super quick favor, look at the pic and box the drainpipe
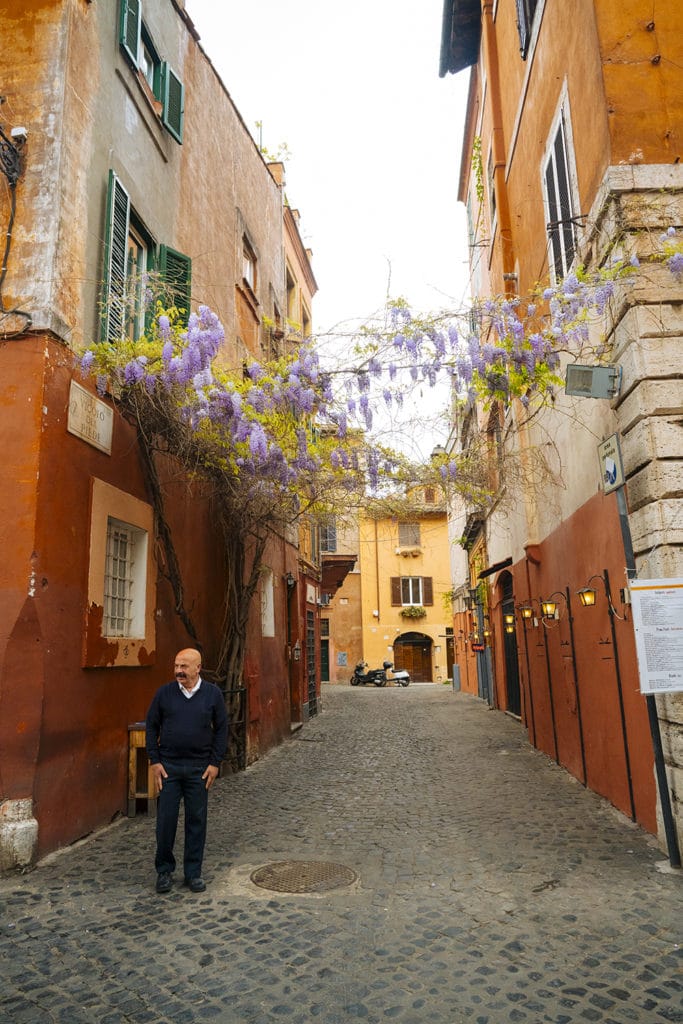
[374,519,380,622]
[603,568,636,822]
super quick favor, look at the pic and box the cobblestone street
[1,684,681,1024]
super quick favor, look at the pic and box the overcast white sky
[186,0,472,341]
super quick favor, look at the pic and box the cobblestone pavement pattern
[1,685,682,1024]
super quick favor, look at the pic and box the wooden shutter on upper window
[119,0,141,67]
[390,578,401,606]
[161,62,184,144]
[102,170,130,343]
[515,0,538,59]
[158,245,191,325]
[422,577,434,606]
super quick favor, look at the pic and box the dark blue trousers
[155,760,208,880]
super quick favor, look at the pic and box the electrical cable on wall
[0,117,32,338]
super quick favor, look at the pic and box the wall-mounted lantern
[577,587,597,607]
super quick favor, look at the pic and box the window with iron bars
[104,519,137,636]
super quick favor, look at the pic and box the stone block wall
[583,165,683,852]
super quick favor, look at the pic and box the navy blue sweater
[146,680,228,767]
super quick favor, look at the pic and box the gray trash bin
[452,665,461,691]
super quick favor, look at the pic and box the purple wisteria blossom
[668,252,683,278]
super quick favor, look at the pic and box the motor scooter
[383,660,410,687]
[349,660,387,686]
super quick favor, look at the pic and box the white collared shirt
[178,677,202,699]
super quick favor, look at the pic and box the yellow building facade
[358,493,454,684]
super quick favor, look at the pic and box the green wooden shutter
[391,578,401,606]
[158,244,191,324]
[422,577,434,606]
[102,170,130,343]
[119,0,141,66]
[161,62,184,143]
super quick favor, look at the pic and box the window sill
[136,69,164,118]
[397,547,422,558]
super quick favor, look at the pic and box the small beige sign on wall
[68,380,113,455]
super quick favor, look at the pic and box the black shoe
[184,876,206,893]
[156,871,173,894]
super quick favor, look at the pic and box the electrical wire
[0,122,32,338]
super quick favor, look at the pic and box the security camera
[10,126,28,143]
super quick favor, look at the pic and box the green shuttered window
[102,170,131,343]
[119,0,185,144]
[119,0,141,66]
[158,244,192,323]
[102,171,192,343]
[161,62,185,144]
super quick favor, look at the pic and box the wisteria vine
[80,228,683,499]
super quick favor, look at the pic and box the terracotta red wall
[492,490,656,833]
[0,338,292,858]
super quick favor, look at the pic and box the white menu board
[630,578,683,694]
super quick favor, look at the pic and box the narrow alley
[1,685,681,1024]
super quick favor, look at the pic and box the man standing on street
[146,648,228,894]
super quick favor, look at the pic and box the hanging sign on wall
[630,578,683,694]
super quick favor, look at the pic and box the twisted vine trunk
[131,404,272,771]
[135,420,200,647]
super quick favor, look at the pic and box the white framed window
[542,94,579,282]
[391,576,434,607]
[320,520,337,553]
[85,478,156,668]
[126,222,148,342]
[401,577,422,605]
[104,518,148,637]
[243,237,257,291]
[261,568,275,638]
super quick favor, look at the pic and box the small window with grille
[103,517,148,638]
[398,522,420,547]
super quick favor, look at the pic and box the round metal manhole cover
[250,860,357,894]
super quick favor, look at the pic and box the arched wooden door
[394,632,433,682]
